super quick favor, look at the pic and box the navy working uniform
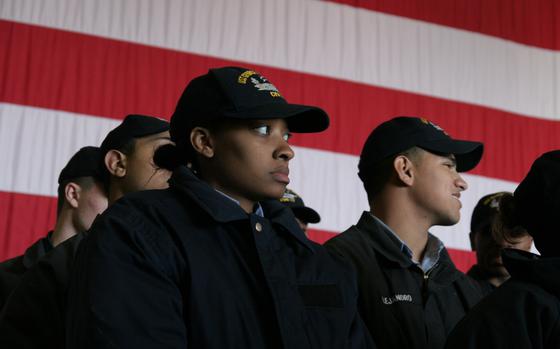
[446,249,560,349]
[66,166,375,349]
[0,118,169,348]
[0,145,105,311]
[0,234,53,309]
[0,234,83,348]
[465,264,496,296]
[325,212,482,349]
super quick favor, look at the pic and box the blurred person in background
[0,146,108,310]
[467,191,533,295]
[0,114,172,349]
[279,188,321,236]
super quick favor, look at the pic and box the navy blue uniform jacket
[66,166,375,349]
[0,235,52,310]
[325,212,482,349]
[446,249,560,349]
[0,233,83,349]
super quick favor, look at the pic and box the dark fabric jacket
[0,233,83,349]
[466,264,497,296]
[66,167,375,349]
[0,235,52,309]
[445,249,560,349]
[325,212,482,349]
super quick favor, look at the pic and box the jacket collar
[503,248,560,296]
[22,233,53,268]
[354,211,460,282]
[169,166,315,252]
[355,211,415,269]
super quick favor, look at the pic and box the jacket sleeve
[66,200,188,349]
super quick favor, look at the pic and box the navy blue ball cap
[279,189,321,224]
[514,150,560,245]
[170,66,329,144]
[58,146,106,184]
[470,192,509,233]
[100,114,169,153]
[358,116,484,181]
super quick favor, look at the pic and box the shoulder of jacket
[326,225,373,249]
[0,255,25,274]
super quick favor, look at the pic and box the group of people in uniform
[0,66,558,348]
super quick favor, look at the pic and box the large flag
[1,0,559,271]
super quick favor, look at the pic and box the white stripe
[0,103,119,197]
[0,103,517,250]
[1,0,559,121]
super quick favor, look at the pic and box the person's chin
[259,184,286,201]
[435,214,459,226]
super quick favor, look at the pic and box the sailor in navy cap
[326,116,485,349]
[66,67,374,349]
[0,146,108,309]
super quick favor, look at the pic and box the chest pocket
[298,284,343,308]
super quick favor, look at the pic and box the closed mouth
[271,167,290,184]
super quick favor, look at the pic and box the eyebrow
[152,136,172,141]
[446,155,457,166]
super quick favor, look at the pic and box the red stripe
[446,248,477,274]
[0,191,56,261]
[325,0,560,51]
[308,228,476,273]
[2,20,560,183]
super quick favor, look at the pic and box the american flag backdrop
[1,0,559,271]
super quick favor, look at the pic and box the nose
[274,137,295,161]
[456,173,468,191]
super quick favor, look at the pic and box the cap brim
[291,206,321,224]
[420,139,484,172]
[223,102,329,133]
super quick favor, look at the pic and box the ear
[64,182,81,209]
[190,127,215,159]
[393,155,415,187]
[104,150,127,178]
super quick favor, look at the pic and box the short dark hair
[491,193,530,245]
[362,146,422,202]
[117,138,136,157]
[56,177,98,217]
[154,118,226,172]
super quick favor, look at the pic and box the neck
[108,185,124,205]
[215,187,256,214]
[238,198,257,214]
[51,211,79,247]
[487,275,509,287]
[199,170,257,214]
[371,193,432,262]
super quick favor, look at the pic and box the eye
[444,162,457,170]
[283,132,292,142]
[254,125,270,135]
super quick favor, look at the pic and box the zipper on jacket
[421,264,437,305]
